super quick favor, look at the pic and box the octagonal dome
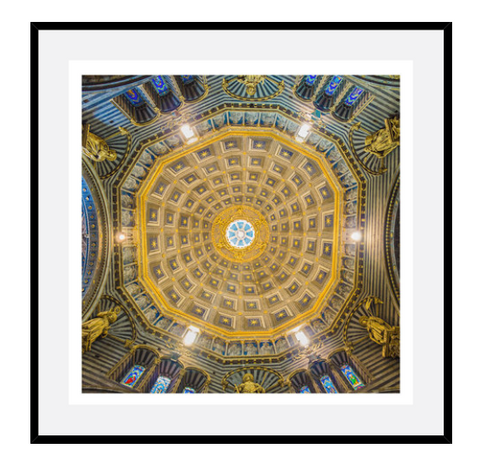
[120,111,363,341]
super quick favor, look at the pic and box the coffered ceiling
[82,74,399,359]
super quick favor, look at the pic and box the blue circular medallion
[226,220,255,249]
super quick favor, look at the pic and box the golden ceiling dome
[124,126,358,341]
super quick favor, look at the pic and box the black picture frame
[31,22,452,444]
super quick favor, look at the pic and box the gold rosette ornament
[212,206,269,263]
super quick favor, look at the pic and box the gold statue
[82,124,117,162]
[237,75,266,96]
[359,315,399,358]
[82,306,120,353]
[364,116,400,158]
[234,373,265,393]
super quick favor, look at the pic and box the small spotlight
[295,123,311,143]
[295,331,309,347]
[116,232,126,243]
[183,326,199,346]
[180,124,198,144]
[298,123,311,138]
[181,124,195,140]
[351,231,362,242]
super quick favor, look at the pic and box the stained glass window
[324,76,342,96]
[183,387,196,393]
[226,220,255,248]
[344,87,364,106]
[125,88,143,105]
[152,76,169,96]
[121,365,145,388]
[340,365,365,390]
[181,75,194,84]
[320,375,338,393]
[150,376,171,394]
[300,385,311,393]
[304,75,317,86]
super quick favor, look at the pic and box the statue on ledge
[237,75,266,96]
[82,306,120,353]
[82,124,117,162]
[359,315,400,358]
[234,373,265,393]
[364,116,400,159]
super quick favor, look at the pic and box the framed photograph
[32,23,451,443]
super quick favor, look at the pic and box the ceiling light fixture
[181,124,198,144]
[351,231,362,242]
[184,326,200,346]
[116,232,126,243]
[295,330,309,347]
[295,123,311,143]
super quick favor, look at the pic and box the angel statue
[234,373,265,393]
[364,116,400,159]
[359,315,400,358]
[237,75,266,96]
[82,306,120,353]
[82,124,117,162]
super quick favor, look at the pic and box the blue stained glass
[325,76,342,96]
[320,375,338,393]
[226,220,255,249]
[150,376,171,394]
[300,385,311,393]
[344,87,364,106]
[340,365,365,390]
[125,89,142,105]
[183,387,196,393]
[121,365,146,388]
[152,76,169,95]
[181,75,194,83]
[305,75,317,86]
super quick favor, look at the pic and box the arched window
[150,376,171,394]
[332,86,367,122]
[174,367,210,394]
[175,75,208,103]
[328,350,369,392]
[344,87,364,106]
[151,76,170,96]
[319,375,339,394]
[121,365,146,388]
[107,346,161,392]
[294,75,317,101]
[145,358,184,394]
[288,370,318,393]
[309,359,344,393]
[340,364,365,390]
[144,76,182,113]
[314,76,344,112]
[112,88,159,126]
